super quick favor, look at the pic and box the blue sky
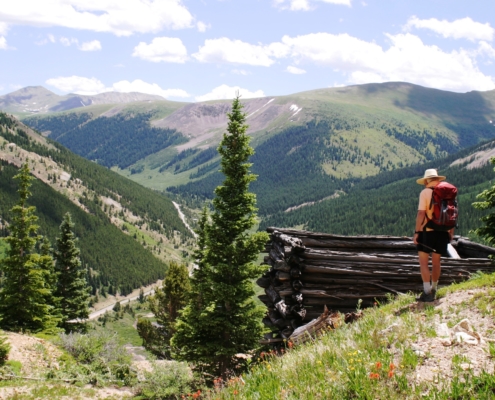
[1,0,494,102]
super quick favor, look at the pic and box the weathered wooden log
[272,231,306,252]
[455,238,495,258]
[289,306,340,345]
[273,259,291,272]
[265,285,281,304]
[275,271,291,281]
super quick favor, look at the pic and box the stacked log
[258,227,495,345]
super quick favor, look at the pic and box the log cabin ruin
[257,227,495,346]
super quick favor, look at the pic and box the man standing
[413,169,455,302]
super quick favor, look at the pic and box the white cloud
[286,65,306,74]
[132,37,187,63]
[197,21,211,32]
[273,32,495,92]
[45,75,190,98]
[112,79,190,98]
[60,36,78,46]
[46,76,108,95]
[0,36,8,50]
[477,41,495,59]
[274,0,351,11]
[193,37,282,66]
[195,84,265,102]
[0,0,194,37]
[405,16,494,42]
[0,22,8,35]
[79,40,101,51]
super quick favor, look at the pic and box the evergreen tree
[54,212,90,330]
[39,236,62,327]
[0,163,53,332]
[140,261,190,358]
[473,157,495,245]
[172,96,269,378]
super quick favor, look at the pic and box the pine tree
[172,95,269,378]
[54,212,90,330]
[472,157,495,245]
[0,163,53,332]
[139,261,190,357]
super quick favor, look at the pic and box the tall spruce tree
[172,96,269,378]
[140,261,191,357]
[54,212,90,330]
[0,163,53,332]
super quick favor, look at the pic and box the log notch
[258,227,495,346]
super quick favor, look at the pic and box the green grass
[205,272,495,399]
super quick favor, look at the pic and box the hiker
[413,169,456,302]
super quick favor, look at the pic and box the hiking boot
[431,288,437,299]
[416,291,435,302]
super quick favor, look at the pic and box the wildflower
[389,363,395,370]
[233,390,238,395]
[369,372,380,379]
[375,362,382,369]
[388,370,394,378]
[288,341,294,349]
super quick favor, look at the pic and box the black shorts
[417,231,450,255]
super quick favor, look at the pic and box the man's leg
[431,252,441,296]
[418,251,431,284]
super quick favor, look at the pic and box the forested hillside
[260,140,495,238]
[0,112,193,296]
[24,112,186,169]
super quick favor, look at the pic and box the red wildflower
[233,390,238,395]
[369,372,380,379]
[388,370,394,378]
[389,363,395,371]
[375,362,382,369]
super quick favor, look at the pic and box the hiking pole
[406,236,437,253]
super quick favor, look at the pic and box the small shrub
[136,361,194,399]
[0,334,10,366]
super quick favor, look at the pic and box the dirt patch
[393,289,495,388]
[4,331,63,376]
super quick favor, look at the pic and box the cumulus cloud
[274,0,351,11]
[405,16,494,42]
[0,36,8,50]
[133,37,187,63]
[279,32,495,91]
[79,40,101,51]
[45,75,190,98]
[193,37,284,66]
[195,84,265,102]
[201,32,493,92]
[46,76,107,95]
[197,21,211,32]
[60,37,78,47]
[286,65,306,74]
[0,0,194,37]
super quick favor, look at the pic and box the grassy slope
[212,272,495,399]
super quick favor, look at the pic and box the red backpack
[425,181,458,231]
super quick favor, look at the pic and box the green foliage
[0,333,10,366]
[57,330,135,385]
[0,112,191,295]
[172,96,269,378]
[24,112,186,169]
[472,157,495,245]
[141,261,191,357]
[54,212,90,330]
[135,361,194,399]
[0,163,55,332]
[260,144,495,238]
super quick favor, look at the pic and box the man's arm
[413,210,426,244]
